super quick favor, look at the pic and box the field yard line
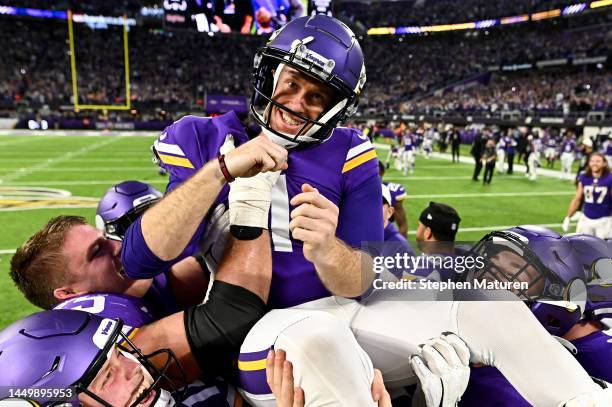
[385,176,472,180]
[0,138,122,183]
[375,142,568,179]
[407,222,566,235]
[0,158,146,163]
[0,167,155,172]
[0,137,53,148]
[0,180,168,186]
[0,204,98,212]
[408,191,573,199]
[0,249,16,254]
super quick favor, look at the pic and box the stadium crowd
[0,2,610,121]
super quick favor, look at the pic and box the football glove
[562,217,571,233]
[410,333,470,407]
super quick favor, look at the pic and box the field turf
[0,134,575,328]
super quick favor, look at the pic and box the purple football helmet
[96,180,162,241]
[462,225,587,336]
[0,310,185,406]
[251,14,366,148]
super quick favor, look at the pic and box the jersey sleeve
[153,114,248,193]
[121,216,207,279]
[337,130,383,248]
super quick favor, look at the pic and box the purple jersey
[383,181,407,206]
[459,366,532,407]
[578,172,612,219]
[136,113,382,308]
[562,140,576,154]
[503,136,516,154]
[402,134,415,150]
[122,113,249,279]
[53,293,157,330]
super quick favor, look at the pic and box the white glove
[562,216,571,233]
[410,333,470,407]
[229,171,280,229]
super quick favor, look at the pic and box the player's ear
[425,226,433,241]
[53,286,87,301]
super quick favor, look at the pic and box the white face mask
[257,63,347,149]
[117,348,176,407]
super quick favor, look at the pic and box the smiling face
[481,249,546,297]
[80,347,156,407]
[56,224,150,300]
[269,66,335,136]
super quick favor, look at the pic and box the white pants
[527,152,539,180]
[238,291,599,407]
[576,214,612,239]
[560,152,574,177]
[496,149,506,173]
[402,149,415,173]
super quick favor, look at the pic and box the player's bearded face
[269,67,334,135]
[589,155,604,174]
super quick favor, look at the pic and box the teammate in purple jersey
[379,161,408,236]
[458,227,612,407]
[126,14,612,407]
[563,153,612,238]
[52,293,239,407]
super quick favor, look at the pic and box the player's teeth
[281,111,301,126]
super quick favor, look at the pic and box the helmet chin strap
[258,63,348,149]
[117,348,176,407]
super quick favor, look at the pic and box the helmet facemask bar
[251,47,358,148]
[73,320,187,407]
[103,200,160,242]
[464,231,563,301]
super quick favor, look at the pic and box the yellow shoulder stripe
[238,358,267,371]
[158,153,195,169]
[342,149,377,173]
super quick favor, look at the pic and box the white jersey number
[584,185,608,204]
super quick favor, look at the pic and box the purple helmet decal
[0,310,185,406]
[251,14,366,148]
[96,180,162,241]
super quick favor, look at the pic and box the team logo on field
[0,187,98,211]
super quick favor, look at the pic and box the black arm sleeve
[183,280,267,383]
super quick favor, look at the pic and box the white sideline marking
[0,180,168,186]
[408,191,573,199]
[0,249,16,255]
[385,176,473,181]
[375,142,571,180]
[407,223,567,235]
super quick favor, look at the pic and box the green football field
[0,134,576,328]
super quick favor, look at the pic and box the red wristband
[218,154,235,183]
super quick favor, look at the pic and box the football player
[379,161,408,236]
[563,152,612,238]
[133,15,612,407]
[560,131,577,180]
[401,130,416,175]
[457,226,612,407]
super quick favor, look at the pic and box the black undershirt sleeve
[183,280,267,383]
